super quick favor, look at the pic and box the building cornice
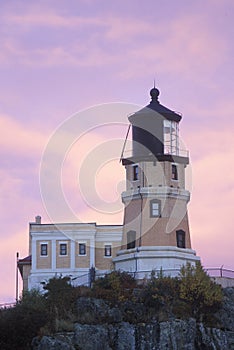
[122,186,190,203]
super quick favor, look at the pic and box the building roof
[133,87,182,123]
[18,255,32,263]
[17,255,31,277]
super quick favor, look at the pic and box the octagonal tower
[114,86,200,277]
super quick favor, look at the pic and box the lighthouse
[114,86,200,277]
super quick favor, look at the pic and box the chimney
[35,215,41,224]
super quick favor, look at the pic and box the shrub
[179,262,223,322]
[141,270,180,319]
[92,271,137,302]
[0,289,47,349]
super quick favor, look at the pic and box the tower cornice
[122,154,189,166]
[121,186,190,203]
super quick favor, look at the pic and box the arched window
[150,199,161,217]
[127,230,136,249]
[176,230,186,248]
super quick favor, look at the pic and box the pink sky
[0,0,233,303]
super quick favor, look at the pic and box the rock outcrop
[32,290,234,350]
[32,320,234,350]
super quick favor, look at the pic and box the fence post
[220,265,223,278]
[89,266,96,288]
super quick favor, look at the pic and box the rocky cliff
[32,288,234,350]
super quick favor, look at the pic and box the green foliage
[141,270,181,320]
[179,262,223,322]
[0,289,47,350]
[92,271,137,302]
[20,288,46,310]
[0,267,225,348]
[43,276,79,329]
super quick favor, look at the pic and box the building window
[40,243,48,256]
[127,230,136,249]
[79,243,86,255]
[59,243,67,256]
[172,164,178,180]
[150,199,161,217]
[133,165,139,181]
[176,230,186,248]
[104,244,112,257]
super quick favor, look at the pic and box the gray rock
[73,323,111,349]
[108,307,123,323]
[135,322,160,350]
[215,287,234,331]
[32,322,234,350]
[159,318,196,350]
[76,297,123,324]
[33,335,75,350]
[32,288,234,350]
[196,323,229,349]
[115,322,135,349]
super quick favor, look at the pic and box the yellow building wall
[95,242,119,270]
[56,240,71,269]
[75,240,90,268]
[36,240,52,269]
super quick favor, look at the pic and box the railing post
[220,265,223,278]
[89,266,96,288]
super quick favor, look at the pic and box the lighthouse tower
[114,86,200,277]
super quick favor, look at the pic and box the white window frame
[59,242,68,256]
[78,242,87,256]
[104,244,112,257]
[40,242,48,257]
[150,200,161,218]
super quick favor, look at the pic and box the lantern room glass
[163,120,179,155]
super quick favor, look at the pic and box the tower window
[127,230,136,249]
[79,243,86,255]
[150,199,161,217]
[59,243,67,256]
[133,165,139,181]
[172,164,178,180]
[176,230,186,248]
[40,243,48,256]
[104,244,112,257]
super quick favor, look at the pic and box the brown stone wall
[141,214,191,248]
[122,195,191,249]
[122,197,142,248]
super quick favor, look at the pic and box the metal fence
[1,266,233,309]
[0,302,16,309]
[205,267,234,279]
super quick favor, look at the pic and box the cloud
[185,126,234,269]
[0,6,229,77]
[0,229,29,303]
[0,114,48,155]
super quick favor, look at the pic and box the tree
[179,262,223,322]
[43,276,77,321]
[142,270,180,319]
